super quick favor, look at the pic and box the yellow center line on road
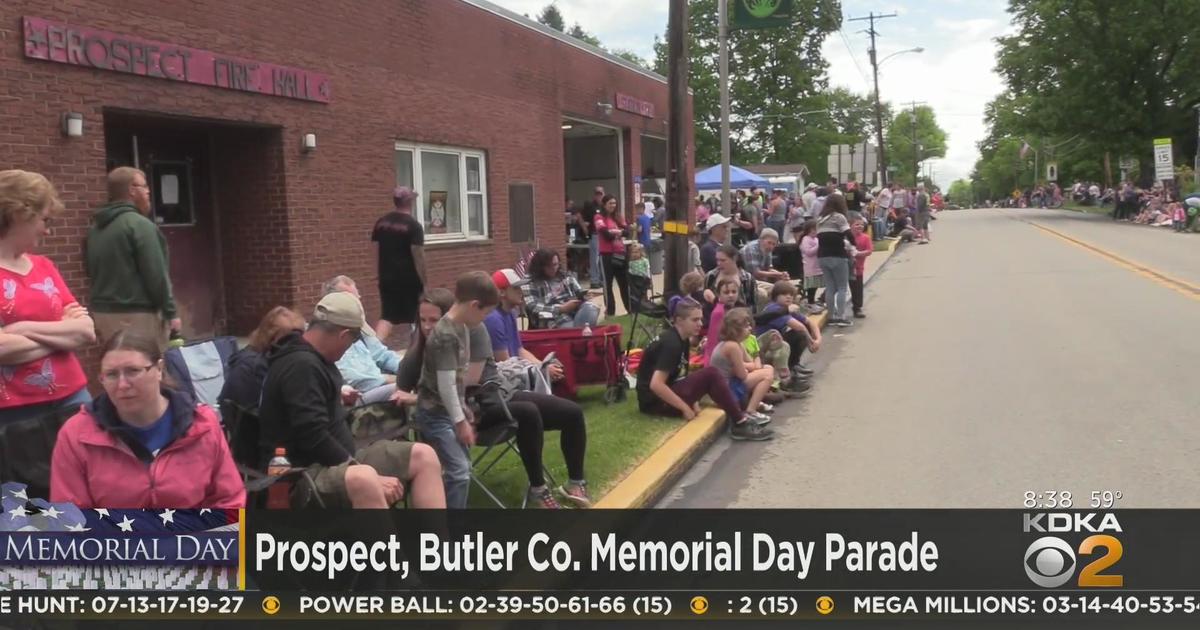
[1027,220,1200,301]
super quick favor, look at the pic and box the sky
[489,0,1014,190]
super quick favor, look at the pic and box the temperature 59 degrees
[1090,491,1122,509]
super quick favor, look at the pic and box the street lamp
[870,46,924,187]
[879,47,924,66]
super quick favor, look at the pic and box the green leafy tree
[567,23,603,48]
[995,0,1200,183]
[611,48,651,69]
[536,3,566,32]
[653,0,842,169]
[886,105,948,187]
[947,179,972,205]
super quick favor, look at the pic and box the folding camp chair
[625,272,669,347]
[465,382,557,509]
[219,399,325,509]
[164,336,239,411]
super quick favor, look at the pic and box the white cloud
[489,0,1012,188]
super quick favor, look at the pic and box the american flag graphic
[0,482,239,590]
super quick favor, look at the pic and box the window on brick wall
[394,142,488,242]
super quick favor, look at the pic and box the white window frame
[394,141,489,242]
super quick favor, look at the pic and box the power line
[837,29,872,85]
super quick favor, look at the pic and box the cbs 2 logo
[1024,535,1123,588]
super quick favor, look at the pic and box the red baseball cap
[492,269,529,290]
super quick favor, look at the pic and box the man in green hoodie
[85,167,180,350]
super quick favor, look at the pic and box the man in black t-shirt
[634,300,773,441]
[371,186,426,345]
[581,186,605,288]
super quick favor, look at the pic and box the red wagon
[519,325,626,403]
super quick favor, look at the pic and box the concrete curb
[595,237,902,509]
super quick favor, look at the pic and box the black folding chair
[465,381,557,509]
[625,272,669,348]
[220,398,324,509]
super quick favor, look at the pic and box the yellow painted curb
[594,408,726,509]
[594,237,901,509]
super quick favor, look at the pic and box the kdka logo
[734,0,794,28]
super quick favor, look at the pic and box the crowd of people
[1001,179,1200,231]
[3,164,929,512]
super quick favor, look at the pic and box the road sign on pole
[1153,138,1174,182]
[732,0,794,29]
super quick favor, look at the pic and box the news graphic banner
[11,502,1200,623]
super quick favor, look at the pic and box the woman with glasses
[0,170,96,426]
[50,331,245,508]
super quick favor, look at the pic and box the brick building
[0,0,693,345]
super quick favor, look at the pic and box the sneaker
[853,310,866,319]
[833,319,853,327]
[746,411,772,426]
[784,378,812,394]
[527,487,561,509]
[762,392,786,405]
[793,365,815,376]
[730,420,774,441]
[557,481,592,508]
[757,402,775,414]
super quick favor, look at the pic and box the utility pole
[719,0,731,215]
[664,0,690,297]
[911,101,918,187]
[848,12,896,187]
[1194,104,1200,189]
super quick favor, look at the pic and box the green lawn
[465,384,682,508]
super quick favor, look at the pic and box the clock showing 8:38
[1024,491,1124,509]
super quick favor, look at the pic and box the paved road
[660,208,1200,509]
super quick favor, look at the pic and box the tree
[886,105,948,187]
[653,0,842,169]
[994,0,1200,184]
[567,23,603,48]
[536,3,565,32]
[611,48,651,70]
[947,179,972,205]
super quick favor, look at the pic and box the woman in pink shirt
[849,218,873,318]
[594,194,629,316]
[0,170,96,426]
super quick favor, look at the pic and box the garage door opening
[640,135,667,200]
[563,120,623,213]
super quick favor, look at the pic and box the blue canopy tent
[695,165,771,191]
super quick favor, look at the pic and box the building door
[104,115,222,339]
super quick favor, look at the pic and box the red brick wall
[0,1,693,337]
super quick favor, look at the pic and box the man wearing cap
[372,186,427,345]
[801,183,819,219]
[699,214,732,273]
[482,269,590,508]
[258,292,446,509]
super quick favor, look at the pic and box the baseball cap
[805,183,818,191]
[705,214,731,230]
[313,292,374,338]
[492,268,529,290]
[392,186,418,205]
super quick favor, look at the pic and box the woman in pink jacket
[51,331,244,508]
[797,219,824,312]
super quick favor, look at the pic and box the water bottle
[581,323,593,337]
[266,447,291,509]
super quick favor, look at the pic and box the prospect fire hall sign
[22,16,331,103]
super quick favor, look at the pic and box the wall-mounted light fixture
[62,112,83,138]
[596,102,614,116]
[561,124,574,130]
[302,133,317,153]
